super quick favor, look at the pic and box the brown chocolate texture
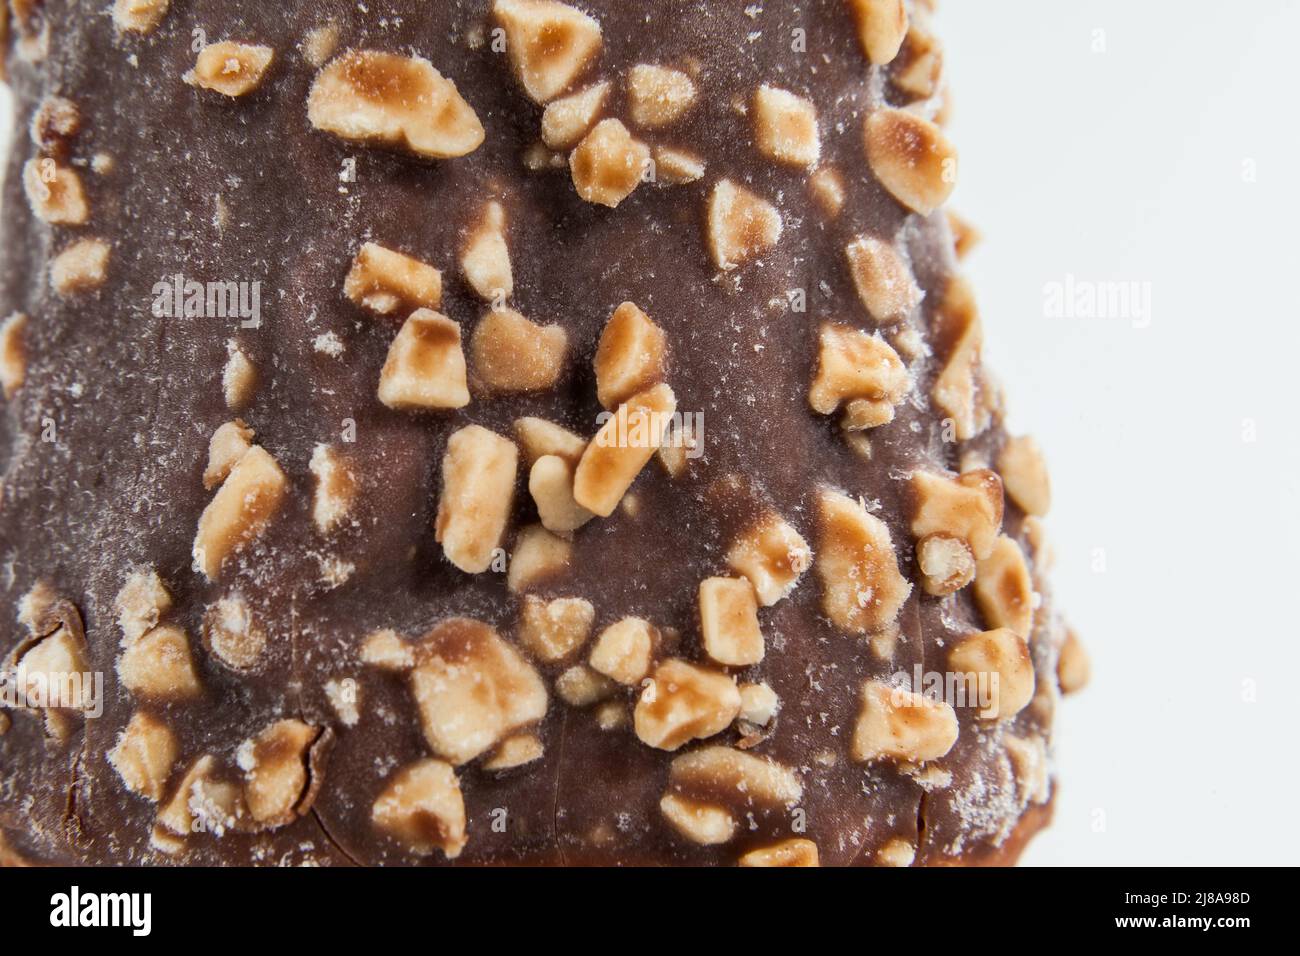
[0,0,1082,865]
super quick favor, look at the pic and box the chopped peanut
[698,577,764,667]
[49,238,110,296]
[185,42,274,97]
[852,680,957,763]
[809,166,846,217]
[594,301,667,409]
[309,443,356,533]
[528,455,594,535]
[569,118,649,208]
[372,758,467,858]
[634,658,741,751]
[753,85,820,168]
[845,235,921,324]
[931,277,985,440]
[809,323,910,428]
[909,468,1004,562]
[518,595,594,663]
[706,178,782,270]
[23,158,88,225]
[108,711,177,802]
[846,0,908,65]
[627,64,696,128]
[573,383,676,517]
[118,625,202,701]
[949,628,1035,721]
[815,489,911,634]
[493,0,602,103]
[974,535,1034,638]
[470,307,568,393]
[461,201,513,301]
[541,81,609,149]
[202,594,267,672]
[865,107,957,215]
[506,523,572,592]
[514,417,587,465]
[589,617,657,685]
[435,425,518,573]
[738,839,819,867]
[203,420,254,490]
[377,309,470,410]
[998,435,1051,517]
[1057,629,1090,695]
[238,719,325,826]
[193,445,288,581]
[345,242,442,316]
[654,146,706,184]
[113,0,170,34]
[0,312,27,400]
[726,511,811,606]
[113,568,172,645]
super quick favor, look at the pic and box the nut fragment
[202,594,267,671]
[845,236,921,324]
[1004,734,1050,805]
[659,794,736,845]
[514,416,587,465]
[698,577,764,667]
[308,50,484,158]
[974,535,1034,638]
[725,511,811,607]
[909,468,1004,563]
[589,617,657,685]
[483,733,544,771]
[876,836,916,867]
[435,425,518,573]
[706,178,783,270]
[1057,628,1090,695]
[309,443,356,533]
[815,489,912,634]
[809,323,910,429]
[372,758,467,859]
[846,0,908,65]
[916,532,975,596]
[664,746,803,831]
[470,308,568,393]
[518,595,594,663]
[627,64,696,129]
[409,618,547,765]
[223,342,256,410]
[114,568,172,645]
[634,659,741,751]
[506,523,572,593]
[108,710,177,802]
[865,107,957,216]
[155,755,248,843]
[752,85,820,168]
[946,209,981,260]
[0,312,27,400]
[30,96,79,155]
[118,625,202,701]
[529,455,594,534]
[12,608,92,721]
[594,301,667,409]
[237,719,326,826]
[461,201,513,301]
[569,118,649,208]
[378,309,470,410]
[493,0,602,103]
[193,444,288,581]
[852,680,958,763]
[738,839,819,867]
[738,682,780,727]
[300,23,340,67]
[809,166,846,217]
[555,664,616,707]
[185,42,274,97]
[541,81,609,149]
[998,435,1051,517]
[203,419,254,490]
[948,628,1035,720]
[894,22,944,100]
[573,383,676,517]
[23,158,88,225]
[359,628,414,672]
[653,145,706,184]
[48,238,109,296]
[113,0,169,34]
[345,242,442,316]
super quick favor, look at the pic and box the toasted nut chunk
[653,145,706,184]
[894,22,944,100]
[378,310,469,410]
[309,443,356,533]
[931,277,985,440]
[12,623,91,721]
[372,758,467,858]
[698,577,764,667]
[522,140,566,171]
[974,535,1034,637]
[506,523,572,593]
[1004,734,1050,805]
[946,209,981,260]
[514,416,587,466]
[470,308,567,393]
[847,0,908,64]
[518,595,594,663]
[753,85,820,168]
[409,618,547,765]
[23,158,88,225]
[916,532,975,596]
[726,511,811,606]
[949,628,1035,720]
[738,681,780,726]
[634,659,741,751]
[845,236,921,324]
[0,312,27,399]
[809,166,846,217]
[816,489,911,634]
[435,425,517,573]
[108,711,177,802]
[541,81,609,149]
[16,581,60,633]
[910,468,1003,562]
[493,0,602,103]
[529,455,593,534]
[573,383,676,517]
[739,839,819,867]
[185,42,274,97]
[865,107,957,215]
[998,436,1051,517]
[203,419,254,490]
[114,568,172,645]
[668,745,803,809]
[706,178,782,270]
[627,64,696,128]
[118,625,202,701]
[30,96,80,155]
[852,681,957,763]
[589,617,657,685]
[193,445,288,580]
[237,719,325,826]
[1057,629,1090,694]
[359,628,414,671]
[202,594,267,671]
[308,50,484,158]
[345,242,442,316]
[555,664,616,707]
[659,793,736,845]
[809,323,909,428]
[155,755,249,841]
[594,301,668,409]
[223,342,256,410]
[301,23,340,67]
[570,118,649,208]
[594,700,626,730]
[113,0,170,34]
[49,238,110,296]
[483,733,544,771]
[461,201,513,301]
[876,836,916,867]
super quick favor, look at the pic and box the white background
[3,2,1297,866]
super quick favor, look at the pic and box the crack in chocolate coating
[0,0,1069,865]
